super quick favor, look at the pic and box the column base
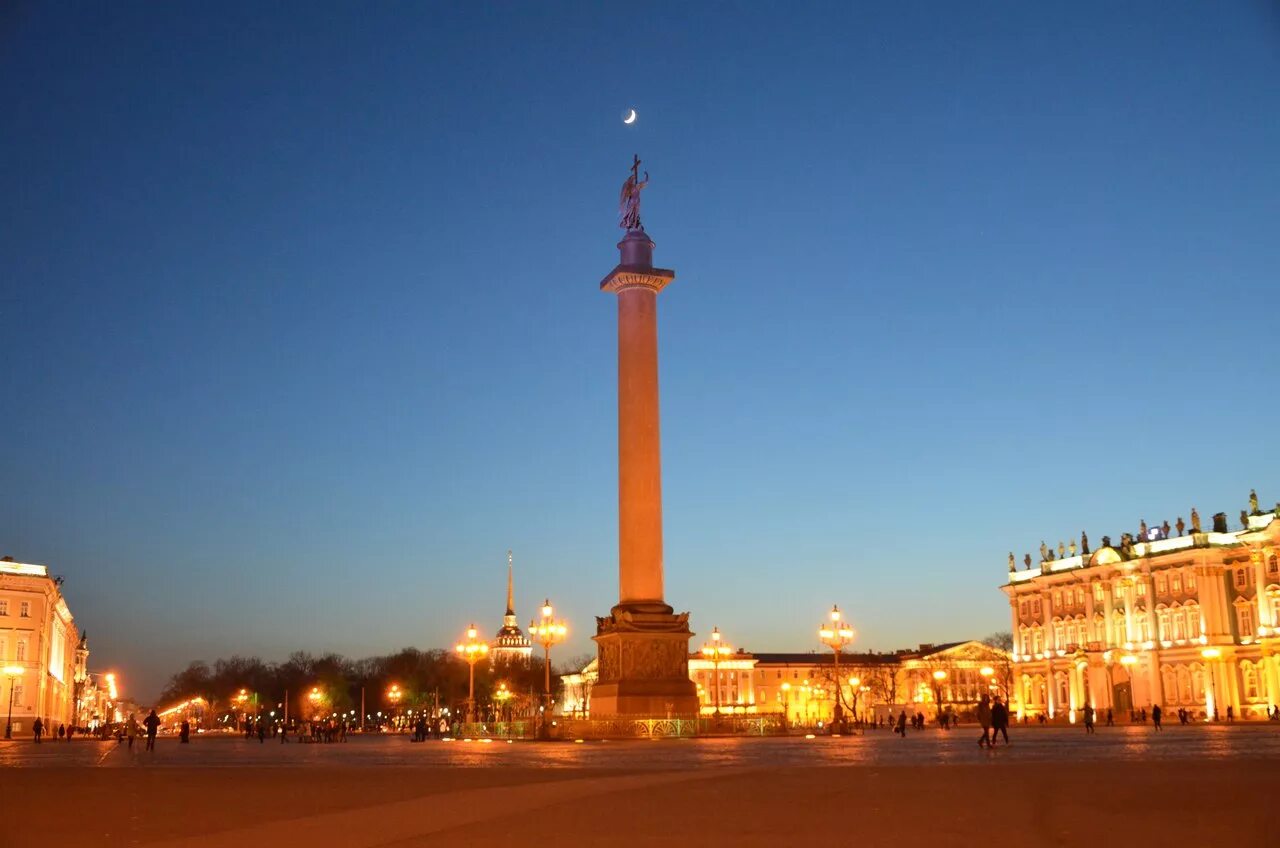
[591,604,698,718]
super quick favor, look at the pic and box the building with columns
[561,640,1011,725]
[0,556,80,734]
[1003,504,1280,721]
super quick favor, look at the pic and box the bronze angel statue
[619,154,649,230]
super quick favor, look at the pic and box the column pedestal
[591,603,699,718]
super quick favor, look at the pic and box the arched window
[1019,626,1031,655]
[1241,663,1260,702]
[1093,613,1105,644]
[1022,675,1034,706]
[1176,666,1192,704]
[1237,605,1255,637]
[1162,666,1177,702]
[1157,607,1171,641]
[1185,603,1202,638]
[1172,604,1186,641]
[1191,665,1205,703]
[1032,626,1043,655]
[1053,618,1065,648]
[1185,571,1197,593]
[1056,673,1069,707]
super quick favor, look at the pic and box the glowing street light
[3,665,23,739]
[1201,647,1222,720]
[387,684,403,732]
[455,623,490,723]
[818,605,856,728]
[701,626,734,716]
[494,682,512,722]
[529,600,568,715]
[780,681,792,729]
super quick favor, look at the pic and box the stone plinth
[591,603,699,718]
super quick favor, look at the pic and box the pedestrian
[1226,705,1234,723]
[126,715,138,749]
[1083,704,1095,733]
[144,709,160,750]
[895,710,907,737]
[257,719,266,744]
[180,719,191,744]
[57,723,65,740]
[991,696,1010,745]
[976,694,992,747]
[280,721,289,743]
[1105,708,1114,727]
[32,717,44,744]
[1151,704,1162,731]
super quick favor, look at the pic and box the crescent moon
[623,109,637,125]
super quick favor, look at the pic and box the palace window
[16,640,26,661]
[1191,666,1206,702]
[1138,616,1151,643]
[1185,572,1196,592]
[19,601,29,618]
[1171,574,1182,594]
[1053,620,1065,647]
[1155,574,1167,594]
[1019,601,1027,618]
[1075,587,1084,606]
[1157,608,1171,641]
[1053,590,1062,608]
[1172,611,1185,641]
[1235,570,1248,588]
[1185,605,1202,637]
[1238,606,1255,637]
[1093,583,1104,604]
[11,684,21,705]
[1137,581,1147,597]
[1242,664,1260,701]
[1032,628,1043,654]
[1269,555,1278,575]
[0,600,6,616]
[1162,666,1177,701]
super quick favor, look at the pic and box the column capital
[600,265,675,294]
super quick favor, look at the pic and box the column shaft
[617,286,664,605]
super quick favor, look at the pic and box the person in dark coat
[990,697,1010,745]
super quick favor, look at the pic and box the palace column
[590,214,698,719]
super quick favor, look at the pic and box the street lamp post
[1201,647,1221,721]
[4,666,23,739]
[494,682,512,724]
[529,600,568,731]
[455,624,490,725]
[818,605,855,731]
[387,684,402,732]
[780,682,791,731]
[932,670,948,723]
[701,626,734,716]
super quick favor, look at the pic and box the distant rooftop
[0,558,49,578]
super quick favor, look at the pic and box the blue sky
[3,2,1278,700]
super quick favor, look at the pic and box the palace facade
[1003,505,1280,721]
[0,557,81,733]
[561,640,1012,724]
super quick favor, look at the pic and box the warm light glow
[1119,654,1137,666]
[830,605,841,622]
[2,665,23,677]
[932,670,947,680]
[1201,647,1221,659]
[848,676,860,687]
[979,666,994,677]
[104,672,119,700]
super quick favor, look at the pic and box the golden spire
[506,549,515,617]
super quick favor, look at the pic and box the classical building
[1003,501,1280,721]
[561,640,1011,724]
[0,556,80,734]
[490,551,532,664]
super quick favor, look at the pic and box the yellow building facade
[1003,508,1280,721]
[0,557,80,734]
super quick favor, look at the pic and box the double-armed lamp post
[455,624,490,724]
[529,600,568,715]
[701,626,734,716]
[818,605,855,729]
[387,683,402,731]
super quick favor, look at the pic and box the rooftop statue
[1039,541,1048,562]
[1191,508,1201,533]
[1101,535,1111,549]
[1057,541,1065,560]
[1161,519,1170,539]
[1176,516,1185,536]
[1241,509,1250,529]
[618,154,649,231]
[1023,553,1032,569]
[1081,531,1090,555]
[1008,552,1016,573]
[1139,519,1148,539]
[1250,489,1260,515]
[1069,540,1077,557]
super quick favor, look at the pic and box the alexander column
[591,156,699,718]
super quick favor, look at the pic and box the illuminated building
[490,551,533,664]
[561,640,1011,724]
[0,556,80,733]
[1003,506,1280,720]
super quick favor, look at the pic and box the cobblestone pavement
[2,722,1278,768]
[4,727,1277,847]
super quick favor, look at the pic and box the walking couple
[977,693,1009,747]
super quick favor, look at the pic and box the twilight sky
[3,2,1278,701]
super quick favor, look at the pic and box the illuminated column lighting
[818,605,855,727]
[700,627,734,716]
[1201,647,1221,721]
[529,600,568,721]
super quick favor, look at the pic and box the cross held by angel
[619,154,649,231]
